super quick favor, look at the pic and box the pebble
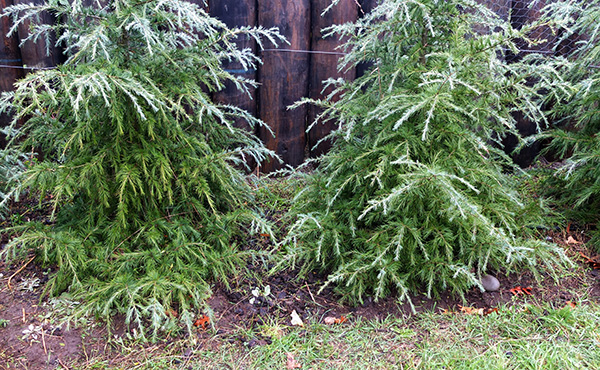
[481,274,500,292]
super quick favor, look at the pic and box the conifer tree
[283,0,568,305]
[0,0,283,336]
[538,0,600,244]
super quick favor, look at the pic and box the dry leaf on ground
[484,307,499,315]
[459,305,485,315]
[509,286,533,296]
[324,316,347,325]
[579,252,600,270]
[193,315,210,329]
[455,306,498,316]
[290,310,304,327]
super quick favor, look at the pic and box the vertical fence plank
[258,0,310,172]
[209,0,258,133]
[0,0,24,148]
[13,0,63,68]
[307,0,357,157]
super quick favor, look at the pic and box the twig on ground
[305,282,317,304]
[58,357,70,369]
[7,255,36,291]
[41,328,48,355]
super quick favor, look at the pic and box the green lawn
[69,300,600,370]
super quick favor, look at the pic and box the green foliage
[1,119,29,217]
[538,1,600,238]
[0,146,28,217]
[0,0,283,338]
[282,0,568,305]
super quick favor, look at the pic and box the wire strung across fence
[0,0,598,166]
[1,0,597,71]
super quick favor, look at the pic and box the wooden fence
[0,0,579,168]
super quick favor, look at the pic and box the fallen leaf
[335,316,347,324]
[509,286,533,296]
[483,307,499,316]
[324,316,347,325]
[286,352,301,369]
[565,301,577,308]
[579,252,600,270]
[459,305,484,315]
[323,317,336,325]
[193,315,210,329]
[290,310,304,327]
[449,306,498,316]
[567,236,581,245]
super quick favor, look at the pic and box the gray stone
[481,274,500,292]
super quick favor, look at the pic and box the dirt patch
[0,259,85,370]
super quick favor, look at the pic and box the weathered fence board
[0,0,24,147]
[14,0,62,68]
[258,0,310,171]
[209,0,258,133]
[307,0,357,157]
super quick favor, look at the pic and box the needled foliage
[538,0,600,244]
[0,0,283,337]
[0,146,28,216]
[282,0,568,305]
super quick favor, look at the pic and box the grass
[64,300,600,369]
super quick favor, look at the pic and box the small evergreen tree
[538,0,600,243]
[0,0,283,337]
[282,0,568,305]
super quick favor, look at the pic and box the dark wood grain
[0,0,24,147]
[307,0,357,157]
[258,0,310,171]
[13,0,63,69]
[209,0,258,132]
